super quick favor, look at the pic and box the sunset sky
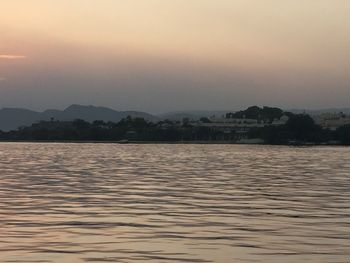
[1,0,350,113]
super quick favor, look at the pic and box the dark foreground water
[0,143,349,263]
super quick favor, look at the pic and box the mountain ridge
[0,104,157,131]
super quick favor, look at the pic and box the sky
[1,0,350,113]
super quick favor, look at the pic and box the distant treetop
[226,106,283,122]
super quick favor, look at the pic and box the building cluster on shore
[183,111,350,142]
[195,114,289,140]
[313,112,350,131]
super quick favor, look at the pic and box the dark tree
[336,125,350,145]
[285,114,322,141]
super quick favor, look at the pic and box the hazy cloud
[0,55,27,60]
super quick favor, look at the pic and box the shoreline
[0,140,347,146]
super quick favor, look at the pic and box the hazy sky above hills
[1,0,350,113]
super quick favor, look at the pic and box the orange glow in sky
[0,55,27,59]
[0,0,349,111]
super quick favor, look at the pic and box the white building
[313,113,350,130]
[271,115,289,126]
[208,116,261,125]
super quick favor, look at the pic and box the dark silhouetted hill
[0,105,157,131]
[0,108,40,131]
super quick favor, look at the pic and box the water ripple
[0,143,349,263]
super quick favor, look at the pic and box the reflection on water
[0,143,349,263]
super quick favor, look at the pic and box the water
[0,143,349,263]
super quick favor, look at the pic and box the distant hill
[0,108,41,132]
[0,105,157,131]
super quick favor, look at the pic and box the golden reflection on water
[0,143,349,263]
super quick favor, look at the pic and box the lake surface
[0,143,349,263]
